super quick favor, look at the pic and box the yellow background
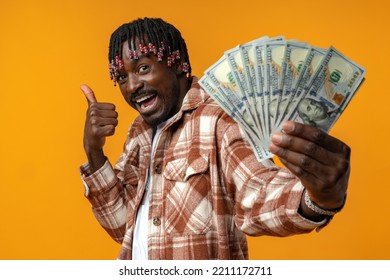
[0,0,389,260]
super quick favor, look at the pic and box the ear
[173,62,183,75]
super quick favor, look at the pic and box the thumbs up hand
[81,84,98,105]
[81,84,118,172]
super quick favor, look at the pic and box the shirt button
[155,163,162,174]
[153,217,161,226]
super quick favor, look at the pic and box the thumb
[80,84,97,105]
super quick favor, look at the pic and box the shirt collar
[180,76,210,112]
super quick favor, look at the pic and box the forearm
[234,169,317,236]
[85,148,106,174]
[81,160,129,243]
[89,186,128,244]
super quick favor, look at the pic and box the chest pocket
[163,153,214,235]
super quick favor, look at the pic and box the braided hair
[108,17,191,85]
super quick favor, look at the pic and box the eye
[138,64,150,74]
[117,74,127,84]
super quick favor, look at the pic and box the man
[80,18,350,260]
[296,97,338,132]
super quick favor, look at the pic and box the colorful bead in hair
[148,43,157,55]
[108,55,125,86]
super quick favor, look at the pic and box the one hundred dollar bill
[275,46,326,130]
[289,46,366,132]
[238,36,270,139]
[265,41,287,132]
[199,75,252,131]
[225,46,264,136]
[274,42,310,127]
[199,75,271,161]
[204,57,248,116]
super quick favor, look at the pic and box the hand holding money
[270,121,350,216]
[199,36,366,162]
[200,36,363,218]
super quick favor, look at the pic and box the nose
[125,73,143,96]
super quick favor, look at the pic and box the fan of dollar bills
[199,36,366,162]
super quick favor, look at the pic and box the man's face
[298,99,327,121]
[116,40,185,127]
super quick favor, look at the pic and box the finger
[80,84,97,105]
[279,156,348,209]
[278,156,327,190]
[88,103,117,115]
[270,131,335,166]
[269,138,349,190]
[269,141,333,177]
[92,125,116,138]
[90,116,119,127]
[282,121,350,156]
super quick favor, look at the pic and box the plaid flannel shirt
[80,78,326,259]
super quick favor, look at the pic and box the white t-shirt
[131,119,171,260]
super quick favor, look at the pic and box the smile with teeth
[134,93,158,110]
